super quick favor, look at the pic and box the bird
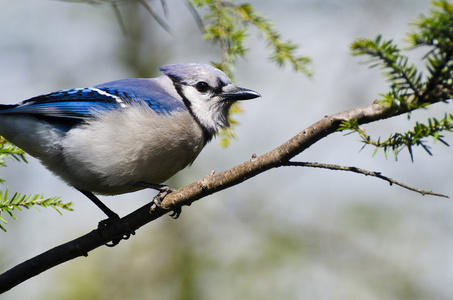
[0,63,260,219]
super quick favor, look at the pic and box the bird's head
[160,63,260,137]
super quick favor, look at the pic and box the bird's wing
[0,82,185,120]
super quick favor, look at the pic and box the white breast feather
[57,107,204,195]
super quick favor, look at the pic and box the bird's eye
[195,81,209,93]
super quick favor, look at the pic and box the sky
[1,1,452,299]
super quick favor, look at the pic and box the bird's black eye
[195,81,209,93]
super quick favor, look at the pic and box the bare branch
[283,161,449,198]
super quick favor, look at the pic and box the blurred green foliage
[189,0,312,78]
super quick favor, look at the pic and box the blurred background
[1,0,452,299]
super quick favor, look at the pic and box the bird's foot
[134,182,181,219]
[105,231,135,247]
[97,216,136,247]
[151,185,182,219]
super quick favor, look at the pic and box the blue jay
[0,63,260,219]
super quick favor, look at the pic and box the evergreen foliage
[342,0,453,160]
[189,0,312,78]
[0,188,73,232]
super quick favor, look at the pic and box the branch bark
[0,101,433,293]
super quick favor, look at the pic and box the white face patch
[180,84,231,134]
[91,88,128,108]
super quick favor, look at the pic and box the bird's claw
[168,208,182,219]
[105,231,135,247]
[134,182,182,219]
[149,185,181,219]
[150,185,174,208]
[98,217,136,247]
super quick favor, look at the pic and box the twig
[185,0,205,31]
[283,161,450,198]
[111,2,128,35]
[138,0,172,33]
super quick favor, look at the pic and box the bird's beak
[222,87,261,101]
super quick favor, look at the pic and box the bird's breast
[58,107,205,194]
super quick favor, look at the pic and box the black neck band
[172,81,214,145]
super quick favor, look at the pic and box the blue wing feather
[0,79,186,120]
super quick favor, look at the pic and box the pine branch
[0,137,27,168]
[0,188,73,232]
[351,35,423,104]
[409,0,453,102]
[346,1,453,160]
[189,0,311,78]
[340,113,453,161]
[236,3,312,75]
[1,136,27,184]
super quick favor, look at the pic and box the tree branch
[159,101,396,211]
[283,161,449,198]
[0,100,446,293]
[0,203,168,294]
